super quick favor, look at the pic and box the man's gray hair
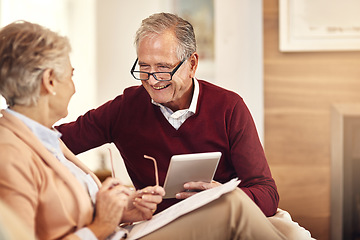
[134,12,196,61]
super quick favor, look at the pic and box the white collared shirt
[152,78,199,130]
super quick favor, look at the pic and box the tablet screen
[163,152,222,199]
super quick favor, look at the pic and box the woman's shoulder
[0,125,35,165]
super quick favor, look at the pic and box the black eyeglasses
[130,58,185,81]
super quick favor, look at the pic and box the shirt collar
[151,78,199,114]
[5,108,61,153]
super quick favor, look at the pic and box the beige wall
[264,1,360,239]
[0,0,97,119]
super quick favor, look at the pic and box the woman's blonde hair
[0,21,71,106]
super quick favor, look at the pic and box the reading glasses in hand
[130,58,185,81]
[108,148,159,186]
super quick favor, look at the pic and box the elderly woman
[0,21,164,240]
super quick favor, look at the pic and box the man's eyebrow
[138,61,173,68]
[156,62,173,68]
[138,61,149,65]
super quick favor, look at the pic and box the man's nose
[147,73,160,85]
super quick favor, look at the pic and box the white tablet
[163,152,222,199]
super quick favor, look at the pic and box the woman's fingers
[95,178,134,225]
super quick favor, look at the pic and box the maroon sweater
[57,80,279,216]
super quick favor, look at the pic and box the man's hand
[121,185,165,223]
[175,180,222,199]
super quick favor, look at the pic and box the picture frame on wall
[164,0,215,81]
[171,0,214,61]
[279,0,360,52]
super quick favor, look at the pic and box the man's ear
[41,69,56,95]
[189,52,199,78]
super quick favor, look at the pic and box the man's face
[137,31,197,112]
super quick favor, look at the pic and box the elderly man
[57,12,279,217]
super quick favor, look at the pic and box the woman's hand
[88,178,133,240]
[121,185,165,223]
[175,180,222,199]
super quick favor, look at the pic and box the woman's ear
[41,69,56,96]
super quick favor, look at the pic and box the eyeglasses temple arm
[108,148,116,178]
[144,155,159,186]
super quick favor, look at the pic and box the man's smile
[152,83,171,90]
